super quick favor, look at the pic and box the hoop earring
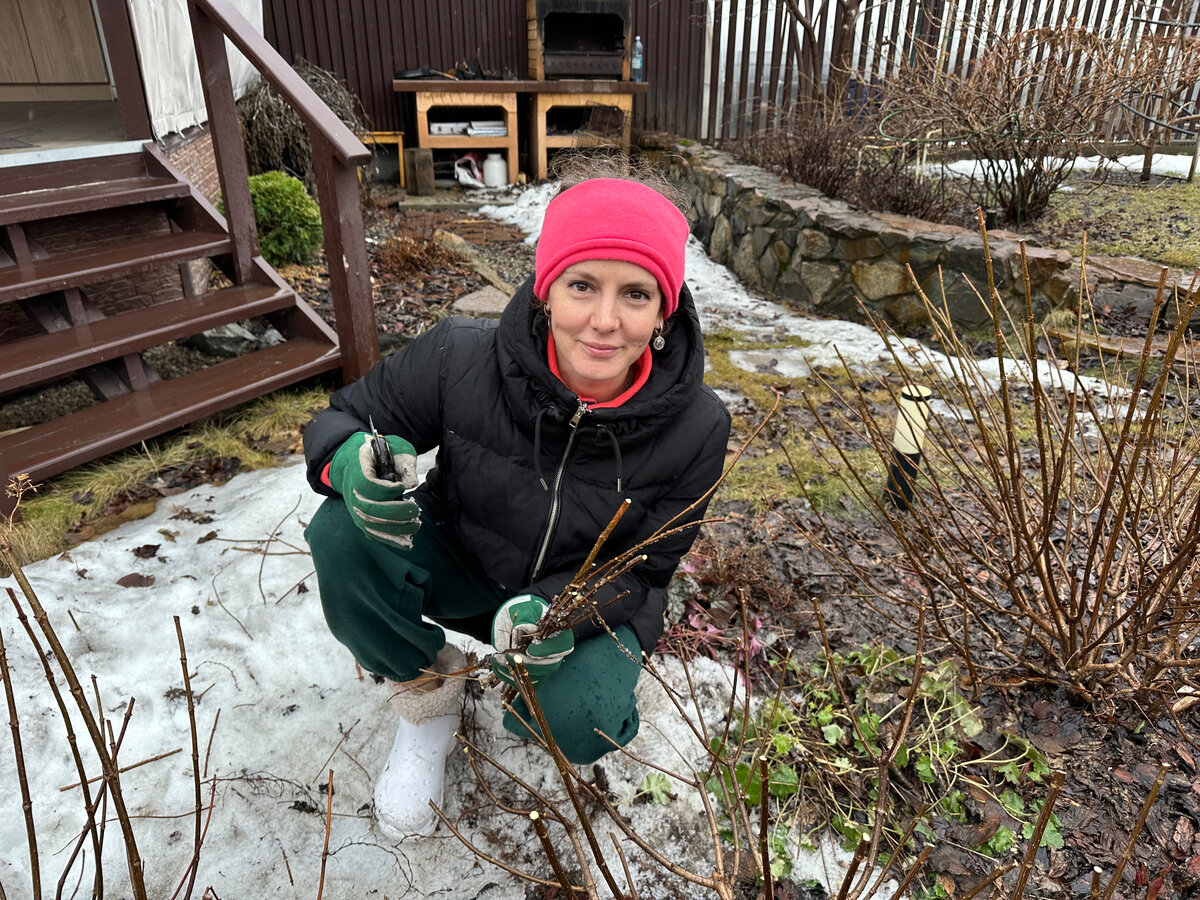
[652,330,666,351]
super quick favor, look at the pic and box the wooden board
[0,3,38,84]
[1046,328,1200,369]
[18,0,108,85]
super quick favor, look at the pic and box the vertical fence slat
[868,0,888,85]
[1109,0,1142,139]
[722,0,740,137]
[337,0,360,128]
[780,0,797,117]
[892,0,917,77]
[400,0,418,71]
[768,0,785,125]
[853,0,873,100]
[684,0,704,139]
[452,0,468,71]
[707,0,724,139]
[737,0,754,135]
[749,0,768,131]
[797,0,816,103]
[646,0,660,130]
[296,0,318,67]
[1188,0,1200,118]
[365,0,387,130]
[959,0,991,81]
[657,0,672,132]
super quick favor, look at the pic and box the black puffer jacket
[304,276,730,653]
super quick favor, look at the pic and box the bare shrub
[730,111,864,200]
[878,27,1127,225]
[0,543,207,899]
[238,60,369,192]
[455,617,948,899]
[1110,26,1200,178]
[789,221,1200,706]
[451,596,1164,899]
[729,109,950,221]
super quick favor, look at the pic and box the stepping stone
[453,285,509,319]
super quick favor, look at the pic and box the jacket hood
[495,275,710,444]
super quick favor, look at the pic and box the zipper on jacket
[530,401,588,582]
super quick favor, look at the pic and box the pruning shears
[368,415,398,483]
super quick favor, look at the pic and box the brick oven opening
[528,0,633,80]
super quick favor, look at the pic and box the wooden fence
[704,0,1200,142]
[262,0,1200,147]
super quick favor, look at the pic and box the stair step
[0,283,296,395]
[0,141,148,171]
[0,338,340,486]
[0,151,149,194]
[0,175,191,226]
[0,228,232,304]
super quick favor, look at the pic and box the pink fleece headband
[534,178,689,318]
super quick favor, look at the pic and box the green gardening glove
[490,594,574,687]
[329,432,421,548]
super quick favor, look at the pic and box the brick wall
[164,128,221,291]
[166,128,221,206]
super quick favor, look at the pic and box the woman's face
[544,259,664,403]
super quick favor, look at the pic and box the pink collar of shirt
[547,334,652,408]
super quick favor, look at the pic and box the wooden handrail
[189,0,369,165]
[186,0,378,381]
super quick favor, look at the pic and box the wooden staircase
[0,142,342,515]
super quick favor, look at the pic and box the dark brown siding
[262,0,526,133]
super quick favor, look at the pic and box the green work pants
[304,496,642,764]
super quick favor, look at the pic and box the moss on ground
[719,437,884,513]
[1040,175,1200,269]
[704,328,898,512]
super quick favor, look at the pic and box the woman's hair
[549,150,689,214]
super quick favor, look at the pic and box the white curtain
[127,0,263,139]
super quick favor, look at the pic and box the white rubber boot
[373,643,466,839]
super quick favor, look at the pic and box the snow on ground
[934,152,1197,182]
[0,460,867,897]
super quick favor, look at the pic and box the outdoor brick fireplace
[526,0,633,80]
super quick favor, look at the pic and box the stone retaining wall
[661,145,1190,332]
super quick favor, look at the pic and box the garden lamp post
[884,384,933,511]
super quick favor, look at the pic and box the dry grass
[374,235,464,278]
[2,385,329,574]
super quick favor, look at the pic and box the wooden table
[392,79,648,182]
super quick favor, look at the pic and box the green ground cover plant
[706,643,1062,869]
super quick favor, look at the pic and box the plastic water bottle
[631,35,644,83]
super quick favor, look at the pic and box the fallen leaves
[116,573,155,588]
